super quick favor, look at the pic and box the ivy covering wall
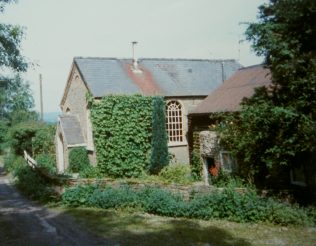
[89,95,168,178]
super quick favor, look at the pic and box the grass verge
[60,207,316,246]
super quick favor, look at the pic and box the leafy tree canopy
[0,0,27,72]
[0,74,36,123]
[0,0,35,127]
[217,0,316,183]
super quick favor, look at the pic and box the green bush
[8,121,39,155]
[79,165,101,178]
[61,184,316,226]
[89,186,139,209]
[139,187,185,216]
[15,165,55,201]
[211,170,246,188]
[190,150,202,181]
[62,185,98,207]
[32,124,56,156]
[0,120,9,154]
[8,121,53,156]
[4,154,55,201]
[264,200,311,226]
[36,153,57,175]
[4,154,25,175]
[68,147,90,173]
[159,164,192,185]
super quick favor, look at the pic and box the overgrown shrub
[36,153,57,175]
[211,170,246,188]
[4,154,55,201]
[62,185,97,207]
[139,187,185,216]
[8,121,53,156]
[0,120,9,153]
[61,184,316,226]
[159,164,192,185]
[68,147,90,173]
[149,97,169,174]
[190,150,203,181]
[89,186,139,209]
[32,124,56,156]
[79,165,101,178]
[8,121,39,155]
[15,165,55,201]
[4,153,25,175]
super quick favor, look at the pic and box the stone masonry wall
[62,66,89,140]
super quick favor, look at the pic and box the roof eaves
[60,62,76,108]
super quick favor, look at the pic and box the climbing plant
[89,95,168,178]
[149,97,169,174]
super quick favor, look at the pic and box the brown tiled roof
[191,65,271,114]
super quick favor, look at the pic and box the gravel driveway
[0,165,114,246]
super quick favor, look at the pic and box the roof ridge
[74,56,238,62]
[239,64,267,70]
[74,57,118,60]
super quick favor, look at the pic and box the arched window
[166,101,183,142]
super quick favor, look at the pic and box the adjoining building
[188,65,271,184]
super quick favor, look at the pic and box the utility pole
[39,74,44,121]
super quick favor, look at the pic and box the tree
[0,0,27,72]
[217,0,316,185]
[0,0,34,125]
[0,74,36,123]
[149,97,169,174]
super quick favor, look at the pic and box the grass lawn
[60,207,316,246]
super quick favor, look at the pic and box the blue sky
[1,0,266,112]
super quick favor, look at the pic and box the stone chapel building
[55,57,241,172]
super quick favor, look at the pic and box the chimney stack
[131,41,142,73]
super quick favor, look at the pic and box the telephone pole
[39,74,44,121]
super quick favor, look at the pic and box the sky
[1,0,267,113]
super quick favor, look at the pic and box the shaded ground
[1,161,316,246]
[63,208,316,246]
[0,165,112,245]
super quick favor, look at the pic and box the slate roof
[74,57,241,97]
[59,115,86,146]
[191,65,271,114]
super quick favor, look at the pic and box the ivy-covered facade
[55,57,240,175]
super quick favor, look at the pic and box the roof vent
[131,41,142,74]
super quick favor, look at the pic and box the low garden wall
[59,177,247,200]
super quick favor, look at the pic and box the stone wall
[63,178,244,200]
[59,65,97,165]
[61,66,89,141]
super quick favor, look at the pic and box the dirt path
[0,165,114,245]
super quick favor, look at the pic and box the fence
[23,150,62,183]
[23,150,37,169]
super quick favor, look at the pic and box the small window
[220,151,237,173]
[290,166,306,187]
[66,108,71,114]
[166,101,183,143]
